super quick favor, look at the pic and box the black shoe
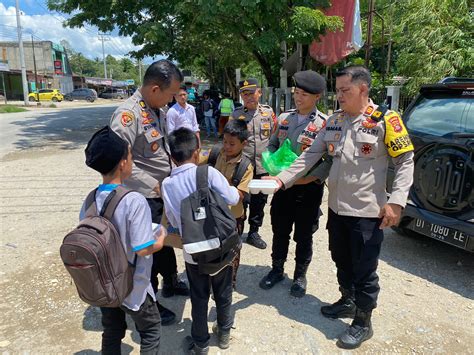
[183,335,209,355]
[320,288,356,319]
[246,232,267,249]
[162,275,190,298]
[259,259,285,290]
[337,309,373,349]
[212,321,230,349]
[290,276,307,298]
[156,302,176,326]
[290,263,309,298]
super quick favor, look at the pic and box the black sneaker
[156,302,176,326]
[246,232,267,249]
[212,321,230,349]
[337,324,373,349]
[289,276,307,298]
[320,297,356,319]
[259,269,284,290]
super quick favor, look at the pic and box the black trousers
[247,172,269,233]
[185,263,233,348]
[147,198,178,293]
[326,208,384,311]
[100,295,161,354]
[270,182,324,265]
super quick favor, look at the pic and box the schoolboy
[81,126,167,355]
[161,128,240,354]
[201,119,253,288]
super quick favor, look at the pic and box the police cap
[239,78,260,92]
[85,126,128,175]
[293,70,326,94]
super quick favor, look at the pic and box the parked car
[64,88,98,102]
[28,89,63,102]
[389,77,474,252]
[99,88,127,99]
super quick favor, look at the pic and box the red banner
[310,0,361,66]
[54,60,63,75]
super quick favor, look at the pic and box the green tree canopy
[48,0,343,87]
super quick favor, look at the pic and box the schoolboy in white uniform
[162,127,239,354]
[81,126,167,354]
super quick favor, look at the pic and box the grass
[0,105,28,114]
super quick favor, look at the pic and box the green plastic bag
[262,139,298,176]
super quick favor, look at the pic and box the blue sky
[0,0,156,62]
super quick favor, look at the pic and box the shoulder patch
[121,111,135,127]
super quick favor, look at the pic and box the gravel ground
[0,140,472,354]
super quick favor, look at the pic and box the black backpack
[60,186,136,307]
[180,165,241,275]
[208,143,252,204]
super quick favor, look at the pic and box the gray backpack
[60,186,136,307]
[180,165,241,274]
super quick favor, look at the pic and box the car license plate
[410,219,469,248]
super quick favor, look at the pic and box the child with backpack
[79,126,167,354]
[201,119,253,288]
[161,128,240,354]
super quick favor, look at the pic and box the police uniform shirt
[268,107,331,181]
[79,184,156,311]
[110,90,171,198]
[231,103,275,175]
[277,100,415,218]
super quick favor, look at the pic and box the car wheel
[52,97,58,102]
[87,97,95,102]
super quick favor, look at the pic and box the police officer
[259,71,331,298]
[266,66,414,349]
[109,60,189,325]
[231,78,276,249]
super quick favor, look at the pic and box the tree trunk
[224,68,238,99]
[252,50,275,87]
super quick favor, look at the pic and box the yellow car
[28,89,64,102]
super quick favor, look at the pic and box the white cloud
[0,3,142,59]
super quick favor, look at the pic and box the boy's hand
[154,225,167,243]
[153,183,161,197]
[262,176,283,192]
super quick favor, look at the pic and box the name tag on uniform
[194,207,207,220]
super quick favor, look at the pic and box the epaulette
[317,111,329,120]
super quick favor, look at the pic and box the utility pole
[98,33,110,79]
[365,0,375,67]
[31,35,39,103]
[15,0,29,106]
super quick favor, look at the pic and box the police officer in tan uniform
[231,78,276,249]
[109,60,189,326]
[259,71,331,298]
[266,66,414,349]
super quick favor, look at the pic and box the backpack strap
[195,165,210,208]
[208,143,223,167]
[84,188,98,217]
[231,155,252,187]
[100,185,133,220]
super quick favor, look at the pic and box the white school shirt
[161,163,240,264]
[79,184,156,311]
[166,102,200,134]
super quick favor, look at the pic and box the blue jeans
[204,114,217,137]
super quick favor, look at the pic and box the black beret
[293,70,326,94]
[85,126,128,175]
[239,78,260,92]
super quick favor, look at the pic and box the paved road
[0,104,118,159]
